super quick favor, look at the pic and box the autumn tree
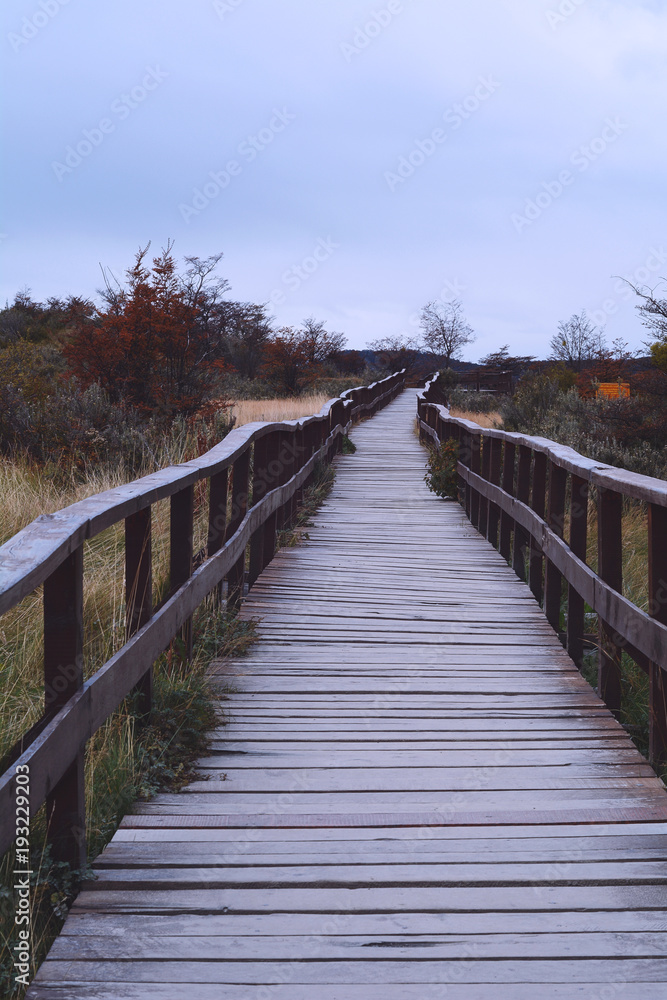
[548,311,604,372]
[419,299,475,367]
[260,319,346,395]
[64,244,231,418]
[216,301,273,379]
[299,317,347,366]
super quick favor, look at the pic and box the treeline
[0,246,380,474]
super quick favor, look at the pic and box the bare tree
[299,316,347,366]
[622,280,667,343]
[419,299,475,367]
[368,334,421,377]
[548,310,603,372]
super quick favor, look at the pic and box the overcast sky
[2,0,667,357]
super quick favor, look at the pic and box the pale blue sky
[2,0,667,356]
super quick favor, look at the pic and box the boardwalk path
[30,390,667,997]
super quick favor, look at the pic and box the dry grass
[229,395,329,427]
[449,408,503,428]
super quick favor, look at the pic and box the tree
[299,317,347,366]
[367,335,421,378]
[548,310,603,372]
[260,319,345,395]
[419,299,475,366]
[478,344,535,374]
[622,280,667,371]
[64,243,230,418]
[216,301,273,379]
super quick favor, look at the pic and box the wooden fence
[0,370,405,866]
[418,375,667,770]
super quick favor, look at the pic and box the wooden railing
[0,370,406,865]
[417,375,667,770]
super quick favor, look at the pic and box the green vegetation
[424,440,459,500]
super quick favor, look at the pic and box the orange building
[596,382,630,399]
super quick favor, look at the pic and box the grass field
[229,394,330,427]
[449,408,503,428]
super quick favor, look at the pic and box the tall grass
[449,408,502,428]
[229,394,329,427]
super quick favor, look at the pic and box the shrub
[424,438,459,499]
[447,387,509,414]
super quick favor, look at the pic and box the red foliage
[64,245,227,419]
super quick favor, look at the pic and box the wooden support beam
[544,462,567,634]
[499,440,515,563]
[226,450,250,613]
[567,474,589,668]
[597,487,623,715]
[529,451,547,604]
[487,437,502,548]
[44,546,86,869]
[478,435,490,538]
[513,445,531,582]
[125,507,153,716]
[648,502,667,771]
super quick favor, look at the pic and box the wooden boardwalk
[29,390,667,998]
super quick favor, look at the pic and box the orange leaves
[64,245,225,419]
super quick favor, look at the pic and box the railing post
[44,546,86,869]
[207,468,228,603]
[170,484,194,662]
[470,432,481,530]
[487,437,502,548]
[125,507,153,716]
[478,434,490,538]
[567,475,589,668]
[226,450,250,613]
[249,434,269,588]
[648,503,667,770]
[544,462,567,634]
[499,440,515,562]
[529,451,547,604]
[513,445,532,581]
[597,486,623,715]
[262,430,281,570]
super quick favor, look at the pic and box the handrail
[0,369,406,863]
[417,373,667,771]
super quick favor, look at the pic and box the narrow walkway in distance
[30,390,667,998]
